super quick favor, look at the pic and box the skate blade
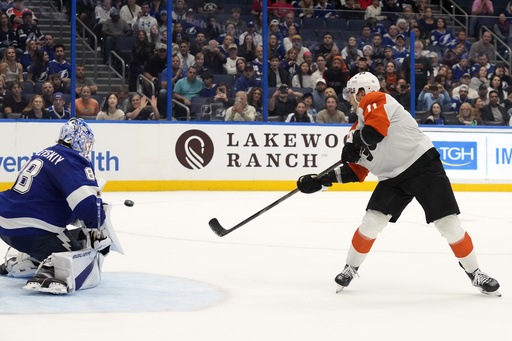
[336,284,346,294]
[479,288,502,297]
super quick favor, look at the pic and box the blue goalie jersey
[0,144,105,237]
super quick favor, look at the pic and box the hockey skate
[23,259,69,295]
[335,265,359,293]
[466,268,501,297]
[0,250,40,278]
[24,273,69,295]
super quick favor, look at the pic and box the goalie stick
[209,159,344,237]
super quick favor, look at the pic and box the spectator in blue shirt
[233,64,262,93]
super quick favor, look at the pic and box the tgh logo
[175,130,214,169]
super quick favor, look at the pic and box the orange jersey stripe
[352,228,376,254]
[358,91,391,138]
[449,232,474,258]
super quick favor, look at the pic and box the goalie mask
[345,72,380,99]
[59,118,95,160]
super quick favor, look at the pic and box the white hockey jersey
[351,92,434,181]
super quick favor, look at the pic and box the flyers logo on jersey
[433,141,477,170]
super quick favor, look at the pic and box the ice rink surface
[0,190,510,340]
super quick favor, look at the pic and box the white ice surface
[0,190,510,340]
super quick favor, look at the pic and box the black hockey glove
[297,174,333,194]
[341,130,364,163]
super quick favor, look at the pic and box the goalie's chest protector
[354,92,434,181]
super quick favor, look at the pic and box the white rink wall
[0,122,511,190]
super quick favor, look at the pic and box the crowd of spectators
[165,0,512,125]
[4,0,512,125]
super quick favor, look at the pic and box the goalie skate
[23,274,69,295]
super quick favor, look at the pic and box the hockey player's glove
[341,130,364,163]
[297,173,333,194]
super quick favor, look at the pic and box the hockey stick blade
[208,159,344,237]
[209,218,229,237]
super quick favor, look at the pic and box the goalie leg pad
[52,249,105,293]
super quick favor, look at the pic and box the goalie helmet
[58,118,95,160]
[346,72,380,95]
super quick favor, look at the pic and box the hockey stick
[209,159,344,237]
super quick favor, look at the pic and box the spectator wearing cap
[312,77,327,112]
[269,53,290,87]
[450,84,473,112]
[200,71,216,97]
[292,34,310,64]
[15,11,43,51]
[451,54,471,82]
[240,21,263,47]
[372,58,385,75]
[182,8,207,39]
[47,92,71,119]
[452,73,478,99]
[314,0,337,19]
[481,90,508,125]
[279,11,300,38]
[392,34,409,67]
[269,84,300,121]
[223,43,241,75]
[417,82,451,111]
[233,64,263,93]
[143,42,167,94]
[323,56,349,97]
[101,9,132,64]
[269,19,285,43]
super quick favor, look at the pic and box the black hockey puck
[124,200,134,207]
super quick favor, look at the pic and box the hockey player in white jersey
[0,118,122,294]
[297,72,500,296]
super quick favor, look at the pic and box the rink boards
[0,121,511,191]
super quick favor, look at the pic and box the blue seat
[302,17,325,30]
[347,19,365,31]
[325,18,347,31]
[213,73,235,92]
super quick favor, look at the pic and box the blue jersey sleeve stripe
[0,216,62,234]
[67,185,99,210]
